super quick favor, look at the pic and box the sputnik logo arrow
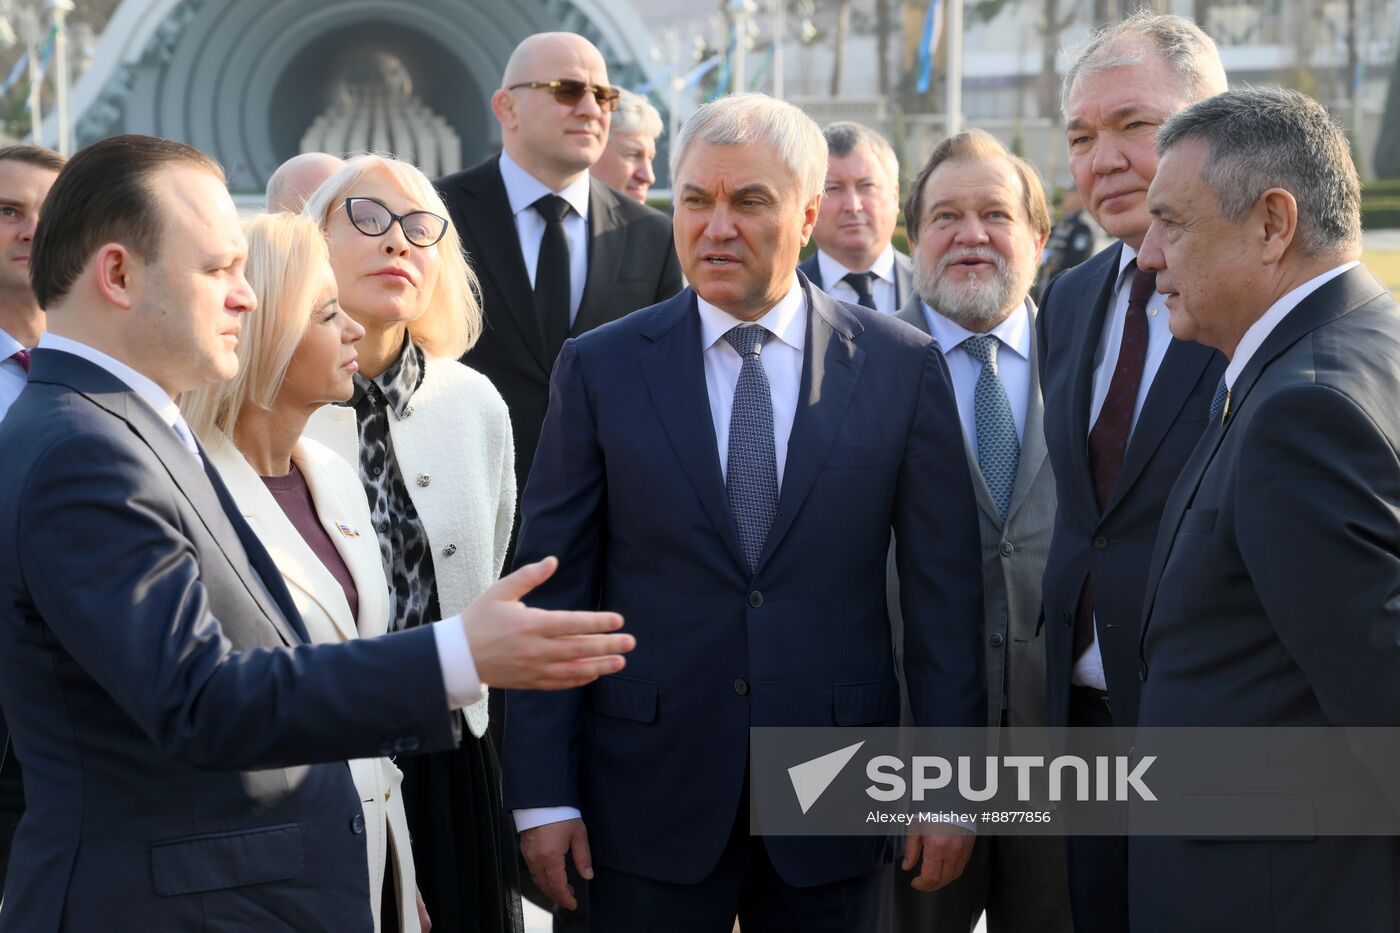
[788,741,865,814]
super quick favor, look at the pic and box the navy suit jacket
[798,249,913,311]
[503,278,984,888]
[0,352,457,932]
[1131,267,1400,933]
[1037,243,1224,726]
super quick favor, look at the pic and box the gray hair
[670,93,828,202]
[612,89,664,139]
[823,121,899,187]
[1061,10,1227,115]
[1156,87,1360,256]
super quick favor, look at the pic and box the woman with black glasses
[303,155,523,933]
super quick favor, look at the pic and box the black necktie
[532,194,572,359]
[841,271,878,310]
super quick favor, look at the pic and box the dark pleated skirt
[397,728,524,933]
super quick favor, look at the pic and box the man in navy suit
[0,135,632,931]
[1133,88,1400,933]
[504,93,986,931]
[797,121,912,313]
[1036,12,1227,933]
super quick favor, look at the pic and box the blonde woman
[180,213,427,933]
[302,156,521,933]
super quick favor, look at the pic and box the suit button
[734,678,750,696]
[748,591,763,608]
[1062,611,1071,627]
[385,787,392,801]
[350,813,365,835]
[990,632,1005,647]
[999,541,1014,557]
[416,473,431,487]
[442,544,457,557]
[372,466,383,477]
[1138,663,1148,682]
[1093,535,1109,550]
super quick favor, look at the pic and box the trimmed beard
[914,246,1034,331]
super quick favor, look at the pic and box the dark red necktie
[1074,262,1157,659]
[10,349,29,373]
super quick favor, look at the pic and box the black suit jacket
[1037,242,1224,727]
[0,351,458,932]
[1130,266,1400,933]
[436,156,683,495]
[797,248,913,312]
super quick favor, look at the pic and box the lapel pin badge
[336,522,361,538]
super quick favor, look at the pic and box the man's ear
[491,89,518,132]
[798,192,822,247]
[93,243,137,310]
[1256,187,1298,266]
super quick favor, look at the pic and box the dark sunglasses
[508,79,622,112]
[344,197,448,248]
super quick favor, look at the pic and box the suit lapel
[456,159,550,374]
[1066,243,1123,517]
[639,292,749,571]
[296,442,385,640]
[757,280,866,570]
[893,252,913,309]
[573,181,626,336]
[1006,308,1049,525]
[1102,337,1216,515]
[798,253,823,290]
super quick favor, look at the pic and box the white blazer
[305,354,516,738]
[207,436,420,933]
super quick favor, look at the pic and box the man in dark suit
[888,129,1072,933]
[798,121,912,313]
[1036,12,1227,932]
[1132,87,1400,933]
[0,135,632,931]
[435,32,683,502]
[505,93,985,932]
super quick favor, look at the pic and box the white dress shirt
[0,327,28,423]
[514,277,811,835]
[816,245,898,314]
[1225,261,1359,389]
[37,333,483,713]
[1073,243,1174,690]
[922,299,1032,454]
[499,150,591,326]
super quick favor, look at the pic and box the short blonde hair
[180,212,331,441]
[303,154,481,360]
[671,93,828,203]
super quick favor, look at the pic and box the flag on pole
[916,0,945,94]
[0,53,27,98]
[680,54,722,89]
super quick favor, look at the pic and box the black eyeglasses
[344,197,449,248]
[508,79,622,113]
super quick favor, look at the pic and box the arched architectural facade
[60,0,659,189]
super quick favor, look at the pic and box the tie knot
[723,324,772,359]
[533,194,571,224]
[963,334,1000,370]
[1127,262,1157,310]
[10,348,30,373]
[841,271,875,292]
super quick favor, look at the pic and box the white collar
[1225,261,1360,388]
[922,298,1032,362]
[499,150,592,222]
[1115,241,1140,292]
[696,275,807,354]
[36,332,185,430]
[816,244,897,287]
[0,327,21,357]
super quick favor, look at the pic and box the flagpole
[771,0,784,100]
[945,0,962,137]
[52,0,73,155]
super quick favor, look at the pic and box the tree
[1375,51,1400,177]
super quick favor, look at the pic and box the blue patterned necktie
[963,335,1020,520]
[1209,375,1230,422]
[723,324,778,574]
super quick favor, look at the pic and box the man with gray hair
[1132,86,1398,933]
[265,151,345,213]
[504,92,985,931]
[799,121,912,313]
[591,89,663,202]
[1036,13,1227,931]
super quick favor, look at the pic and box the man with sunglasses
[436,32,683,520]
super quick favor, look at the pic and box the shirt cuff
[514,807,583,833]
[432,616,484,709]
